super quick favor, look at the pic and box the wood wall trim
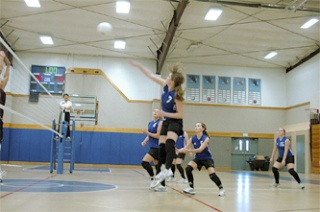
[184,101,310,110]
[285,102,310,110]
[7,123,273,138]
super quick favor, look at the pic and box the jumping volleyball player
[0,50,11,183]
[130,60,185,189]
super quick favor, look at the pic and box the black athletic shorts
[177,153,186,160]
[193,158,215,170]
[148,147,159,160]
[160,119,183,136]
[276,156,295,165]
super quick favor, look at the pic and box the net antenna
[0,36,62,137]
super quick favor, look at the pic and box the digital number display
[45,66,58,74]
[30,65,66,94]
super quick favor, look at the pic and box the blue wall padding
[1,128,148,165]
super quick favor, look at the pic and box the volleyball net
[0,36,63,137]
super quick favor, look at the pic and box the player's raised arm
[129,60,166,86]
[0,55,11,90]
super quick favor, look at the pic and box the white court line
[1,164,22,167]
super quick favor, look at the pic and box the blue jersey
[192,134,212,160]
[161,85,177,119]
[276,136,294,158]
[147,119,161,149]
[176,132,185,149]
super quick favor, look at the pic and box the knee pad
[165,139,175,152]
[141,161,149,169]
[209,173,216,179]
[176,164,182,170]
[185,165,193,174]
[288,168,295,175]
[272,167,278,173]
[159,143,166,156]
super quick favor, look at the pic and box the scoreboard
[30,65,65,94]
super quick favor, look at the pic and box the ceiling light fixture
[187,43,199,52]
[264,51,277,59]
[24,0,40,8]
[40,36,54,45]
[205,8,223,21]
[116,1,130,14]
[301,18,319,29]
[114,40,126,49]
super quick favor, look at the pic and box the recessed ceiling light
[40,36,54,45]
[116,1,130,14]
[24,0,40,8]
[114,40,126,49]
[301,18,319,29]
[205,8,223,21]
[264,51,277,59]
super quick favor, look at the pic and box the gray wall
[258,138,274,158]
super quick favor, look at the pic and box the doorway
[296,135,305,173]
[231,138,258,170]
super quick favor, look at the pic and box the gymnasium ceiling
[0,0,319,73]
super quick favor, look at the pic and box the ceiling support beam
[156,0,189,74]
[194,0,320,13]
[286,48,320,73]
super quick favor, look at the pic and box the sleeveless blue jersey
[148,119,161,149]
[161,85,177,119]
[176,132,185,149]
[276,136,294,158]
[192,134,212,160]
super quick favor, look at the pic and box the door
[231,138,258,170]
[296,135,305,173]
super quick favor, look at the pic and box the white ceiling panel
[0,0,319,71]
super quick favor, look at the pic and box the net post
[57,121,67,174]
[50,119,56,173]
[70,119,76,173]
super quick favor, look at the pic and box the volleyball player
[269,128,305,189]
[0,51,11,183]
[168,130,189,183]
[130,60,185,188]
[179,122,226,196]
[140,108,163,189]
[59,93,72,140]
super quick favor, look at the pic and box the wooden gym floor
[0,163,319,212]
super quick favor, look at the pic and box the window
[238,139,250,152]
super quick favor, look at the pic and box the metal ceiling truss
[155,0,319,73]
[156,0,189,74]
